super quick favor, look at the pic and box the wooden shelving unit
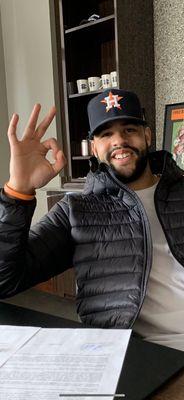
[50,0,155,183]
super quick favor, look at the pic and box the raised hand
[7,104,66,194]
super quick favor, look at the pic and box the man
[0,89,184,351]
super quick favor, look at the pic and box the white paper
[0,325,40,367]
[0,326,131,400]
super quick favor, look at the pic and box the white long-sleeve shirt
[134,182,184,351]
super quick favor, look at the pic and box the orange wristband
[4,182,36,201]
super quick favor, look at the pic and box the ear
[144,127,152,147]
[90,140,98,157]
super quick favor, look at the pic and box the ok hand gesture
[7,104,66,194]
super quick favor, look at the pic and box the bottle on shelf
[81,139,90,156]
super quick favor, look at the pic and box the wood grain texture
[149,369,184,400]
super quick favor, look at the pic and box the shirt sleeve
[0,190,73,298]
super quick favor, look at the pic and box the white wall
[154,0,184,149]
[0,3,9,185]
[1,0,60,179]
[0,0,61,221]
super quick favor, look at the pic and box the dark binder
[117,335,184,400]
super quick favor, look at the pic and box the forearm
[0,191,73,298]
[0,189,36,296]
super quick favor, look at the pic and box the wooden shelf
[72,156,91,160]
[68,89,104,99]
[70,178,86,183]
[65,15,115,34]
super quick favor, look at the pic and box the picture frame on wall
[163,102,184,170]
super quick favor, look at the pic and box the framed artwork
[163,102,184,170]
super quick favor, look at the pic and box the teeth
[114,153,130,159]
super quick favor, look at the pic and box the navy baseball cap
[87,89,147,138]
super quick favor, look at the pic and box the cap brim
[90,115,147,137]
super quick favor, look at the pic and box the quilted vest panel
[68,192,152,328]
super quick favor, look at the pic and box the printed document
[0,326,131,400]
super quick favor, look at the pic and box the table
[0,301,183,400]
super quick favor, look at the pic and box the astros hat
[87,89,146,138]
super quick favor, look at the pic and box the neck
[127,164,160,191]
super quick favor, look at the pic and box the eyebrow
[94,121,142,137]
[101,123,140,132]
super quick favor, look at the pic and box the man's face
[91,121,152,183]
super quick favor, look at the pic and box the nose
[111,130,129,147]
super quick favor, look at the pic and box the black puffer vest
[68,151,184,328]
[0,151,183,329]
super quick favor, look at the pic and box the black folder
[117,335,184,400]
[0,302,184,400]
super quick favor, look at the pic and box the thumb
[52,149,67,175]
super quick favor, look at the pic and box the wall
[154,0,184,149]
[0,3,9,185]
[0,0,61,222]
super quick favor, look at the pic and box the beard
[98,142,149,184]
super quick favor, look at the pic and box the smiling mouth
[113,152,131,159]
[110,149,134,161]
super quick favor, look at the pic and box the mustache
[106,145,140,162]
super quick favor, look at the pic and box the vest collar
[84,151,183,195]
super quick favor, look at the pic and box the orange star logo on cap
[101,91,123,112]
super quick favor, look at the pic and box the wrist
[4,182,36,201]
[7,180,35,196]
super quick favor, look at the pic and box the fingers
[42,138,67,174]
[35,106,56,139]
[7,113,19,145]
[53,149,67,174]
[23,103,41,139]
[11,104,56,142]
